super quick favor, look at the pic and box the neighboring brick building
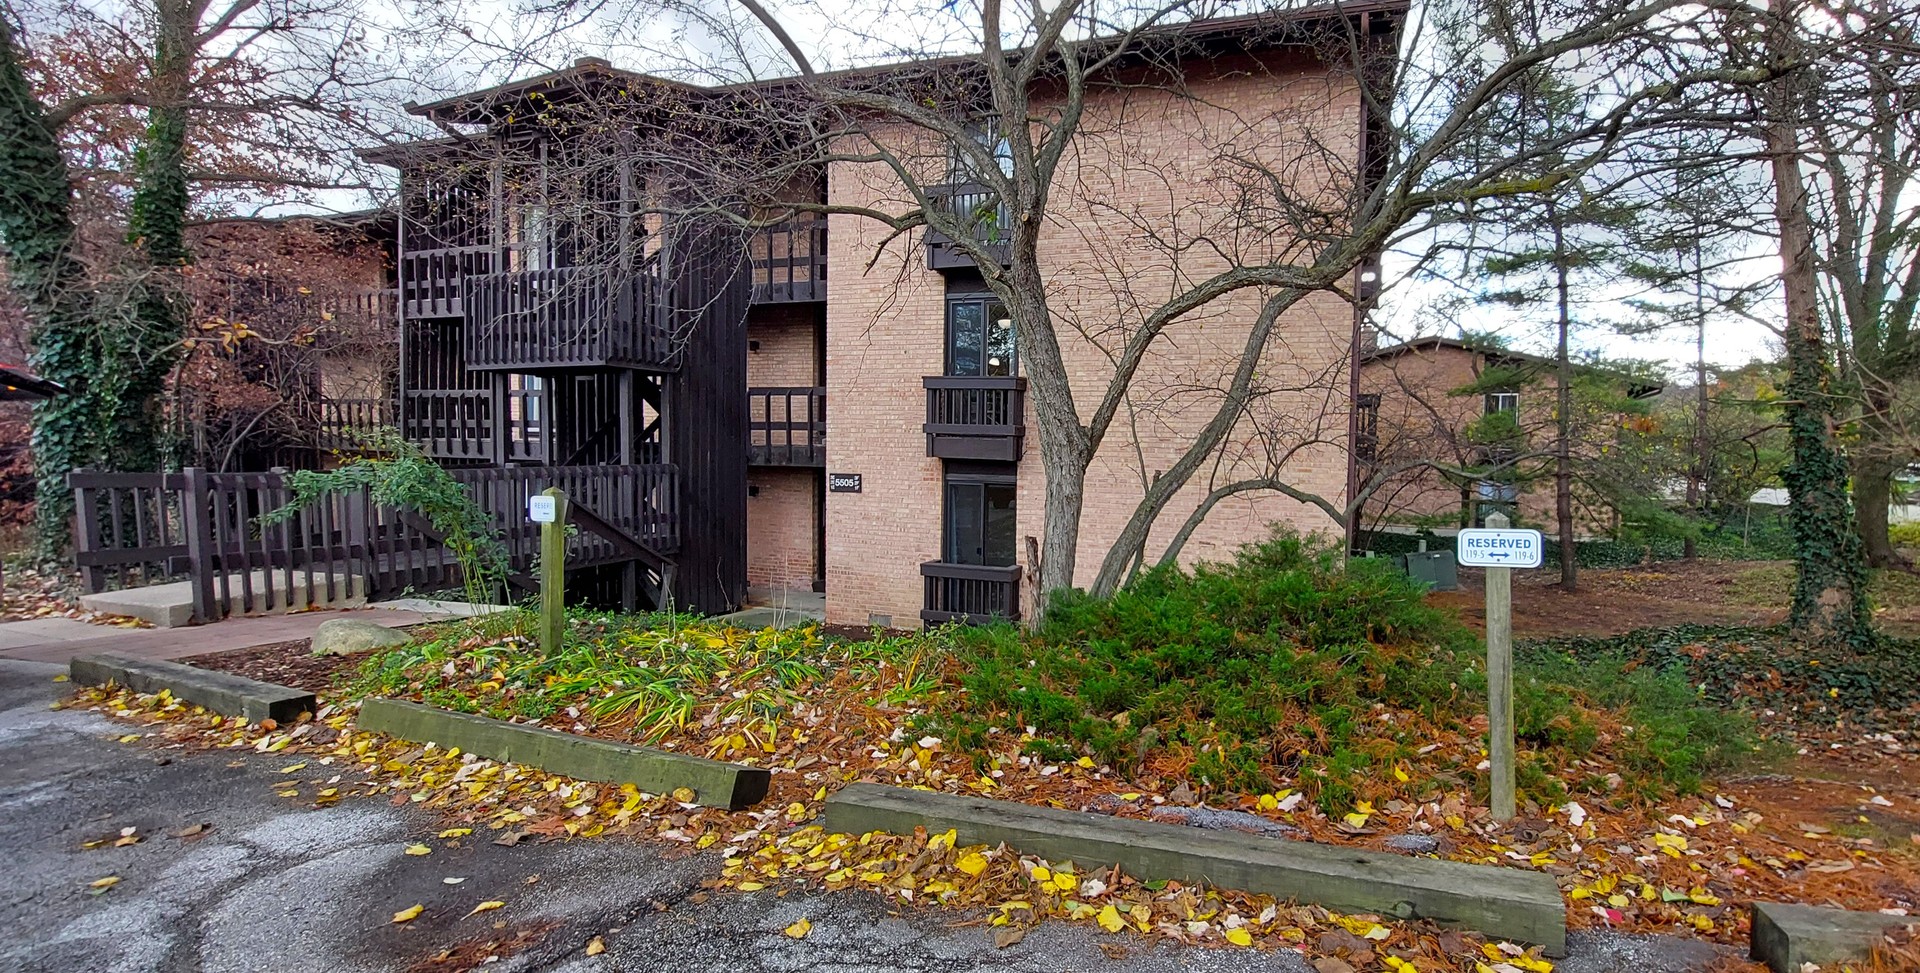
[356,6,1404,623]
[1355,337,1663,537]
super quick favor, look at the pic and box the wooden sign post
[1456,511,1542,823]
[529,488,567,656]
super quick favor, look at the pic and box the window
[1354,393,1380,467]
[946,295,1016,377]
[949,117,1013,183]
[944,472,1017,566]
[1485,391,1519,415]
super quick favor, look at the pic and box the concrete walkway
[0,606,442,665]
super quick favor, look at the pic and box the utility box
[1398,550,1459,591]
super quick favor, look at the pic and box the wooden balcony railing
[317,397,395,451]
[401,246,494,319]
[401,389,495,463]
[750,219,827,304]
[748,387,825,466]
[69,463,680,622]
[505,385,548,464]
[925,182,1012,270]
[462,263,674,371]
[923,376,1025,461]
[921,561,1021,624]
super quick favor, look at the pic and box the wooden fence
[70,464,678,623]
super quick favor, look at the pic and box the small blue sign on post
[1455,527,1544,568]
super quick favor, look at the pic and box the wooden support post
[1484,511,1516,822]
[538,487,568,656]
[181,467,218,624]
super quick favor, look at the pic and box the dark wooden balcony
[925,183,1012,270]
[505,384,548,464]
[921,561,1021,624]
[749,386,825,466]
[401,389,496,462]
[462,264,673,371]
[924,376,1025,461]
[750,219,827,304]
[317,397,395,450]
[401,246,493,319]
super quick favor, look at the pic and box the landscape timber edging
[356,698,771,811]
[824,782,1568,955]
[1749,900,1916,973]
[69,653,316,724]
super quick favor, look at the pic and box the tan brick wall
[747,305,820,388]
[748,467,819,588]
[824,51,1363,627]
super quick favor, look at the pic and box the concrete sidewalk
[0,606,439,665]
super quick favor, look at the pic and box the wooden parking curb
[356,698,771,811]
[1749,901,1915,973]
[824,782,1568,954]
[70,653,316,724]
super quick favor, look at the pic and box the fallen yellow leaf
[405,844,432,856]
[1096,904,1127,933]
[955,852,989,877]
[585,936,606,955]
[392,904,424,923]
[89,876,120,889]
[784,919,812,939]
[1224,927,1253,946]
[438,828,473,839]
[466,900,505,918]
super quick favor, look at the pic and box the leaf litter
[64,615,1920,973]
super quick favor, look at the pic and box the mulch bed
[183,639,365,692]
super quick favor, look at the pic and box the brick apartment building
[347,4,1400,628]
[1355,336,1664,536]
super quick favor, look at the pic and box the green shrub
[1890,522,1920,548]
[926,529,1770,809]
[927,529,1479,808]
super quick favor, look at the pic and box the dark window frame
[942,468,1018,567]
[945,292,1017,378]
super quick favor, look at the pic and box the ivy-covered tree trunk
[111,0,196,471]
[0,17,102,558]
[1765,52,1875,650]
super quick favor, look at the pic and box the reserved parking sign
[1456,527,1544,568]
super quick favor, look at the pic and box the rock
[1167,781,1197,805]
[310,618,412,657]
[1384,833,1440,854]
[1147,805,1306,840]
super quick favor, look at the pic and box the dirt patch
[405,920,561,973]
[183,639,365,692]
[1430,558,1920,638]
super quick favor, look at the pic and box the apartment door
[943,473,1017,566]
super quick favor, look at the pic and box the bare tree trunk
[1854,452,1907,569]
[1685,248,1708,560]
[1002,230,1089,620]
[1551,205,1577,590]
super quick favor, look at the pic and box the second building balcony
[924,376,1024,461]
[462,264,675,371]
[749,386,825,466]
[921,561,1021,625]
